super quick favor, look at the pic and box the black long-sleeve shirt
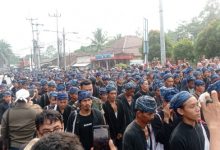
[123,121,152,150]
[151,111,181,150]
[169,121,209,150]
[102,100,126,139]
[117,94,135,128]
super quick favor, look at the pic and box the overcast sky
[0,0,214,57]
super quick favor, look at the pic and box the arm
[66,111,76,132]
[1,109,8,139]
[122,132,134,150]
[200,91,220,150]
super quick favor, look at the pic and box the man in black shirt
[66,90,105,150]
[169,91,209,150]
[118,81,136,128]
[56,92,74,130]
[134,79,152,101]
[122,95,157,150]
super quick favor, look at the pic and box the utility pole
[49,10,61,68]
[143,18,149,69]
[33,23,43,69]
[63,28,66,70]
[26,18,37,70]
[159,0,166,66]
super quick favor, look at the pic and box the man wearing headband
[103,84,125,150]
[134,79,152,100]
[56,92,74,130]
[193,80,206,100]
[0,91,13,122]
[151,87,180,150]
[122,95,157,150]
[118,81,136,128]
[99,87,108,103]
[169,91,209,150]
[66,90,105,150]
[44,91,58,110]
[163,73,174,88]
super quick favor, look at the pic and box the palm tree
[91,28,108,52]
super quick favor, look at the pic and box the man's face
[43,85,48,92]
[117,78,124,85]
[100,94,107,102]
[139,111,155,124]
[188,81,195,89]
[108,91,117,101]
[174,78,180,84]
[178,96,201,121]
[141,81,149,92]
[155,89,160,96]
[203,71,210,78]
[69,93,78,102]
[4,95,12,103]
[37,119,63,137]
[80,98,92,111]
[49,97,57,106]
[48,86,56,92]
[57,99,68,110]
[126,88,135,96]
[103,80,109,85]
[81,84,93,95]
[196,85,205,93]
[165,77,174,87]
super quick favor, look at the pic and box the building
[91,35,143,69]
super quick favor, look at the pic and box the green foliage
[0,40,19,65]
[195,19,220,58]
[148,30,173,61]
[44,45,57,59]
[91,28,108,52]
[115,63,128,69]
[173,39,194,61]
[148,30,160,61]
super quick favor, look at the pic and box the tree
[91,28,108,52]
[195,19,220,58]
[0,40,18,65]
[44,45,57,59]
[173,39,194,61]
[148,30,173,61]
[199,0,220,26]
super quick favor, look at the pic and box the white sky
[0,0,214,57]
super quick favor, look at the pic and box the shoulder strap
[72,110,78,133]
[155,113,162,122]
[92,109,106,125]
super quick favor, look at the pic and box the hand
[201,90,220,129]
[163,103,171,123]
[90,139,117,150]
[109,139,117,150]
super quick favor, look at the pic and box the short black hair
[35,110,63,130]
[31,132,84,150]
[80,79,92,87]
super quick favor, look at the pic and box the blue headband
[135,95,157,113]
[78,90,92,102]
[170,91,192,109]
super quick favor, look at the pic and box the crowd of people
[0,61,220,150]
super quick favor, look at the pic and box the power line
[26,17,37,70]
[49,10,61,68]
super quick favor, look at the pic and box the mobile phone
[93,125,110,150]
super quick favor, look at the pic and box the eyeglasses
[42,127,63,135]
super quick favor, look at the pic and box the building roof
[101,35,142,57]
